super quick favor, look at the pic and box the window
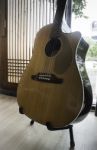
[72,0,97,105]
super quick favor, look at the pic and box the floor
[0,94,97,150]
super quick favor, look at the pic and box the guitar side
[75,38,93,122]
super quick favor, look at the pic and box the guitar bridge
[31,73,63,84]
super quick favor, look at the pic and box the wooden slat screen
[7,0,56,83]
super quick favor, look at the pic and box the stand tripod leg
[95,102,97,116]
[30,120,34,126]
[46,123,75,148]
[29,120,75,148]
[69,126,75,148]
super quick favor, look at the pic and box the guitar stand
[30,120,75,148]
[95,102,97,116]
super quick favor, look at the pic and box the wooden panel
[0,0,7,88]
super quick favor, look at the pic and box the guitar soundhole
[45,38,61,57]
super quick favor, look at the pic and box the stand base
[95,102,97,116]
[30,120,34,125]
[30,120,75,148]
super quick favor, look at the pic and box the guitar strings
[48,25,61,74]
[42,0,65,75]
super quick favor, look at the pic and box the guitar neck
[53,0,67,29]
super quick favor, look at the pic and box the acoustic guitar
[17,0,92,128]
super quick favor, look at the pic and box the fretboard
[53,0,67,29]
[50,0,67,38]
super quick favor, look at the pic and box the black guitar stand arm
[30,120,75,148]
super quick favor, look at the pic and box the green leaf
[72,0,87,18]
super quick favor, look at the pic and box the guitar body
[17,0,93,128]
[17,24,84,127]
